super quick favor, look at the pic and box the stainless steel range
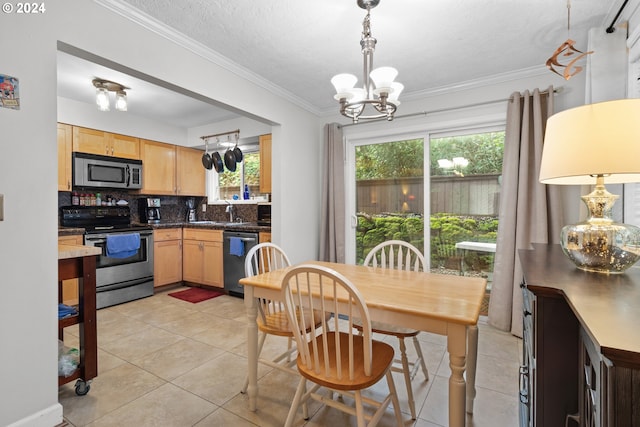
[60,205,154,309]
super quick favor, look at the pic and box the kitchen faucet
[225,202,235,222]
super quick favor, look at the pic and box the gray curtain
[319,123,346,262]
[488,88,564,337]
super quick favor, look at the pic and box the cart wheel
[75,380,90,396]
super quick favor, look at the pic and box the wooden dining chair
[361,240,430,419]
[240,242,297,394]
[281,264,404,427]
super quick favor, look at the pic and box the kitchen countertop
[58,222,271,236]
[58,243,101,259]
[147,221,271,233]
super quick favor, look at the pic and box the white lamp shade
[370,66,398,91]
[348,88,366,103]
[95,87,110,111]
[540,99,640,185]
[115,91,127,111]
[388,82,404,102]
[331,73,357,99]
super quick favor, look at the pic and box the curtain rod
[200,128,240,141]
[342,87,559,127]
[607,0,629,33]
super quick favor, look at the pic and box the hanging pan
[233,132,243,163]
[201,140,213,170]
[212,151,224,173]
[224,147,237,172]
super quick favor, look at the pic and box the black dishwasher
[223,231,258,297]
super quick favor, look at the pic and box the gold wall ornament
[545,39,593,80]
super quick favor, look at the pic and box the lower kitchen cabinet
[182,229,223,288]
[58,234,83,306]
[153,228,182,287]
[259,232,271,243]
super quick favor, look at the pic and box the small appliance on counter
[140,197,161,224]
[186,197,196,222]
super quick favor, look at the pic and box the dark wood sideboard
[519,244,640,427]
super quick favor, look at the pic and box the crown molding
[95,0,323,116]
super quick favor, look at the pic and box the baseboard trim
[7,403,63,427]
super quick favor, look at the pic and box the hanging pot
[224,148,237,172]
[233,144,243,163]
[212,151,224,173]
[201,140,213,170]
[202,151,213,170]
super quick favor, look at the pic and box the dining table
[239,260,487,427]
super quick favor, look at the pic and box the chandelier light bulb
[95,86,110,111]
[115,90,127,111]
[387,82,404,103]
[370,66,398,93]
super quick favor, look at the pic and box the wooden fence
[357,174,501,216]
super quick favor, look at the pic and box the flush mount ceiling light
[331,0,402,123]
[92,78,128,112]
[545,0,593,80]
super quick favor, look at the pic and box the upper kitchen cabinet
[139,139,176,195]
[58,123,72,191]
[72,126,140,159]
[176,146,205,196]
[259,134,272,194]
[139,139,205,196]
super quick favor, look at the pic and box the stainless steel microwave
[73,152,143,190]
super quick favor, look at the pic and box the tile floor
[59,286,521,426]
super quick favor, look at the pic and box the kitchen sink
[187,221,254,226]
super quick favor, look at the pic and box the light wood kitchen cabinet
[176,146,205,196]
[139,139,177,195]
[259,232,271,243]
[259,134,272,194]
[153,228,183,287]
[72,126,140,159]
[58,234,83,306]
[182,229,223,288]
[139,140,205,196]
[58,123,72,191]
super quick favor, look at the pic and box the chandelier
[331,0,403,123]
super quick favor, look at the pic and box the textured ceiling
[58,0,620,128]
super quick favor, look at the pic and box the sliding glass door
[346,129,504,290]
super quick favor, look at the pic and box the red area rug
[168,287,224,303]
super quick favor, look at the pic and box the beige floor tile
[172,350,250,405]
[86,382,217,427]
[129,337,224,381]
[59,362,165,426]
[222,368,321,427]
[194,407,258,426]
[99,325,184,360]
[190,316,247,351]
[156,310,222,338]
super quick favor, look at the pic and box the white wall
[1,1,320,426]
[0,8,60,427]
[58,97,188,145]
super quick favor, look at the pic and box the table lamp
[539,99,640,273]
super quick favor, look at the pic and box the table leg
[244,286,259,411]
[466,325,478,414]
[448,323,467,427]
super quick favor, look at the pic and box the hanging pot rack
[200,129,241,172]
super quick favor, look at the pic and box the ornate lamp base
[560,178,640,274]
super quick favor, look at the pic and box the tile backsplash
[58,192,258,224]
